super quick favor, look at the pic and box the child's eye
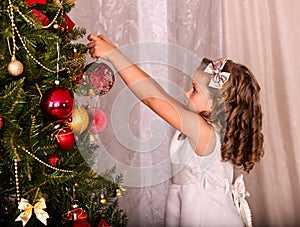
[192,86,196,92]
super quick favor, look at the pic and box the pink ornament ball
[88,107,107,134]
[85,62,115,95]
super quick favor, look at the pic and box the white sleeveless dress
[165,130,251,227]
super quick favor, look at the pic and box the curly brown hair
[199,58,264,173]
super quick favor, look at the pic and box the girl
[87,34,264,227]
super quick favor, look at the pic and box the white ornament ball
[8,56,24,77]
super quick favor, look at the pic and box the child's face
[185,70,212,113]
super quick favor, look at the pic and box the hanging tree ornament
[48,152,60,166]
[40,42,74,121]
[99,193,107,205]
[54,126,76,151]
[69,105,89,134]
[40,80,74,121]
[53,22,60,30]
[7,1,24,77]
[85,60,115,96]
[115,185,126,197]
[87,107,108,134]
[8,56,24,77]
[7,0,65,75]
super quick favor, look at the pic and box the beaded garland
[7,0,77,204]
[7,0,72,74]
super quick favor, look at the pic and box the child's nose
[185,88,192,98]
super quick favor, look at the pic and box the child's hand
[87,34,116,60]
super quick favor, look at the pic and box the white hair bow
[204,58,230,89]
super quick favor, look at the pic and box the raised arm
[87,34,213,155]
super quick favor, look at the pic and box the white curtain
[70,0,300,226]
[222,1,300,226]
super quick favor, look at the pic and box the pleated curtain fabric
[70,0,300,226]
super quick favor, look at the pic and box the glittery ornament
[85,61,115,95]
[40,81,74,121]
[8,56,23,77]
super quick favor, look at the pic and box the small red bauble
[40,81,74,121]
[0,116,2,129]
[85,62,115,95]
[88,107,107,134]
[48,152,60,166]
[56,127,76,150]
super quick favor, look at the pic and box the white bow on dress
[232,174,252,227]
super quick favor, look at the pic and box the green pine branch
[0,0,127,226]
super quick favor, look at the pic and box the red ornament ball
[40,82,74,121]
[85,62,115,95]
[56,127,76,150]
[88,107,107,134]
[48,152,60,166]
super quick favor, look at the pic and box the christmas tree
[0,0,127,226]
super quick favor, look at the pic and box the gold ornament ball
[8,57,24,77]
[100,194,107,205]
[100,198,107,205]
[70,106,89,134]
[53,23,60,30]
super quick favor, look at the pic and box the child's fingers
[88,48,98,59]
[87,34,101,42]
[97,34,115,47]
[86,34,101,49]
